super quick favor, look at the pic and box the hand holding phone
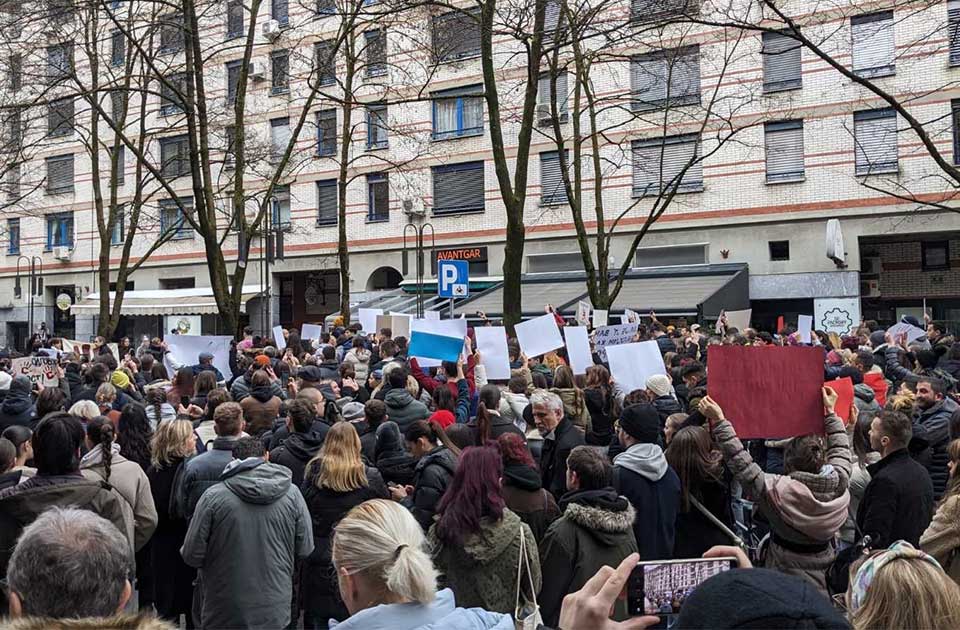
[627,557,737,621]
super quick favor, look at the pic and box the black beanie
[675,568,849,629]
[619,403,660,444]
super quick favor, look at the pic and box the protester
[383,367,430,432]
[329,499,514,629]
[498,432,560,541]
[145,387,176,428]
[583,365,614,446]
[239,369,283,435]
[472,383,524,443]
[550,365,590,433]
[166,367,195,408]
[1,425,33,481]
[342,336,372,382]
[194,387,231,448]
[912,377,958,499]
[270,397,325,487]
[538,445,638,626]
[390,420,459,530]
[181,436,313,629]
[843,411,881,546]
[374,420,417,486]
[175,401,246,519]
[301,422,389,628]
[354,399,384,462]
[190,370,217,410]
[429,444,541,614]
[920,438,960,584]
[0,376,35,432]
[531,389,585,499]
[118,403,154,471]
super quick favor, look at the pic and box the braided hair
[86,416,115,482]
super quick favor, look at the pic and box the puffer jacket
[921,493,960,586]
[0,376,35,432]
[407,445,458,530]
[328,588,514,630]
[711,413,852,597]
[270,431,325,488]
[853,383,881,417]
[652,395,683,434]
[342,347,371,382]
[550,387,590,433]
[913,397,959,500]
[229,372,286,402]
[430,508,541,615]
[384,388,430,433]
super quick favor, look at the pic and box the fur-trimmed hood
[1,614,175,630]
[560,487,636,545]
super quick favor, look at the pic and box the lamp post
[402,223,434,319]
[15,256,43,349]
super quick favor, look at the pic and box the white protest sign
[606,341,667,395]
[359,308,383,333]
[593,309,608,328]
[624,308,641,324]
[301,324,323,341]
[564,326,593,375]
[388,313,412,339]
[475,326,511,381]
[163,335,234,380]
[725,308,752,332]
[593,323,639,361]
[887,322,926,344]
[410,317,467,368]
[11,356,59,386]
[814,298,860,336]
[576,301,591,326]
[425,310,441,320]
[797,315,813,344]
[273,325,286,351]
[515,313,564,358]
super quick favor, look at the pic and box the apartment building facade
[1,0,960,347]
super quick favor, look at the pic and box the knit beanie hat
[646,374,672,398]
[619,403,660,444]
[869,331,886,348]
[110,370,131,389]
[675,568,849,629]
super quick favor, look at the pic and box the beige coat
[81,452,158,552]
[920,494,960,585]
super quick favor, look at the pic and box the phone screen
[627,557,736,621]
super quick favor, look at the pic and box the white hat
[646,373,673,398]
[0,371,12,391]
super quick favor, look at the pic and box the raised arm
[701,396,768,501]
[821,386,853,495]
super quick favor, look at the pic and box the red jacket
[409,356,476,399]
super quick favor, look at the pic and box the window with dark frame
[431,84,483,139]
[271,50,289,94]
[160,197,194,240]
[432,9,481,62]
[432,161,485,215]
[270,117,291,159]
[159,135,191,178]
[761,30,801,92]
[769,240,790,261]
[271,185,291,227]
[315,41,336,85]
[537,71,568,125]
[226,60,242,104]
[159,12,185,53]
[227,0,244,38]
[317,179,337,225]
[540,150,569,205]
[46,43,72,84]
[854,108,898,175]
[48,98,74,137]
[366,104,388,149]
[953,100,960,165]
[224,125,237,169]
[922,240,950,271]
[851,12,895,78]
[630,0,698,25]
[111,29,125,66]
[9,53,21,91]
[764,120,805,183]
[316,0,335,15]
[632,134,703,197]
[111,205,125,245]
[159,73,187,115]
[45,212,74,249]
[950,0,960,66]
[110,144,125,184]
[7,218,19,254]
[364,30,387,77]
[316,109,336,156]
[272,0,289,25]
[111,90,125,124]
[367,173,389,221]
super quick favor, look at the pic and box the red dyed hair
[434,444,505,545]
[497,433,535,468]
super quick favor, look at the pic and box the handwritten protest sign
[593,323,639,361]
[886,322,926,344]
[576,301,591,326]
[11,356,59,386]
[164,336,234,381]
[707,346,824,439]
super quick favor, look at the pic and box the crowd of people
[0,312,959,629]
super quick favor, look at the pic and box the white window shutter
[851,12,895,77]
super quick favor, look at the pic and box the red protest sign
[824,377,855,425]
[707,346,825,439]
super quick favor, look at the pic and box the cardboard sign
[593,323,639,361]
[606,341,666,395]
[593,309,609,328]
[388,313,412,339]
[515,313,564,358]
[301,324,323,341]
[576,301,591,326]
[359,308,383,333]
[564,326,593,375]
[624,308,641,324]
[11,356,59,386]
[164,335,234,381]
[273,325,286,351]
[707,346,824,439]
[886,322,926,344]
[725,309,752,332]
[824,377,855,424]
[475,326,511,381]
[410,318,467,368]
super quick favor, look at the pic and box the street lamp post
[402,223,434,319]
[15,256,43,348]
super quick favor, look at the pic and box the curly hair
[118,403,153,471]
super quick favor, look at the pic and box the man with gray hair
[5,507,172,628]
[530,389,584,499]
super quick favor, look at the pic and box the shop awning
[70,285,265,316]
[452,263,749,321]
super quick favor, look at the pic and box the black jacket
[351,421,377,464]
[912,397,959,500]
[468,413,525,444]
[316,361,341,382]
[652,396,682,433]
[857,448,934,549]
[300,466,389,619]
[0,378,35,432]
[407,445,458,530]
[146,458,195,620]
[672,476,735,559]
[270,431,325,488]
[613,446,681,561]
[584,387,614,446]
[539,417,585,500]
[501,462,560,542]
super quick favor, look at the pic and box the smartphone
[627,557,737,622]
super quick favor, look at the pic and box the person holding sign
[698,388,851,597]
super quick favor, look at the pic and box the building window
[111,90,125,124]
[159,277,194,289]
[270,117,291,158]
[854,108,898,175]
[6,164,18,200]
[954,100,960,165]
[46,43,72,83]
[630,46,700,111]
[160,73,187,115]
[226,0,244,38]
[272,0,289,25]
[9,53,21,92]
[527,251,583,273]
[851,12,895,78]
[922,241,950,271]
[271,185,291,228]
[110,144,125,184]
[764,120,804,183]
[366,104,388,149]
[367,173,389,222]
[271,50,289,94]
[224,125,237,169]
[537,71,568,125]
[46,154,74,194]
[544,0,561,40]
[159,12,185,53]
[160,198,193,240]
[951,1,960,65]
[431,85,483,140]
[634,243,707,268]
[226,60,241,104]
[432,9,481,62]
[761,30,801,92]
[364,30,387,77]
[769,240,790,261]
[316,109,337,156]
[111,29,125,66]
[111,205,125,245]
[539,150,569,205]
[317,179,337,225]
[5,108,20,150]
[45,212,74,249]
[7,218,19,255]
[315,41,336,85]
[632,134,702,197]
[48,0,75,23]
[630,0,698,24]
[432,161,484,215]
[160,135,191,178]
[316,0,335,15]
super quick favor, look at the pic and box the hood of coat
[249,386,275,403]
[853,383,876,404]
[328,588,513,630]
[559,488,636,543]
[2,614,176,630]
[551,387,583,410]
[416,446,457,476]
[502,462,542,492]
[0,475,114,522]
[2,376,34,415]
[385,388,417,410]
[458,508,524,564]
[613,443,668,481]
[79,442,122,469]
[765,475,850,541]
[653,396,682,415]
[283,431,325,462]
[221,458,292,505]
[346,348,371,363]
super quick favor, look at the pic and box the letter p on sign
[437,260,469,298]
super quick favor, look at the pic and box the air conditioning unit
[248,61,264,81]
[860,278,880,298]
[53,246,72,261]
[262,19,282,41]
[861,256,883,276]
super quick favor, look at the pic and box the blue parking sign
[437,260,469,298]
